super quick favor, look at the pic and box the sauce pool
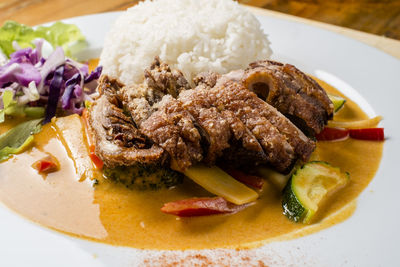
[0,78,383,250]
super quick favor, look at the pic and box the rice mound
[100,0,272,85]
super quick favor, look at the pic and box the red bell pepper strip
[32,154,60,174]
[224,169,265,190]
[316,127,349,141]
[88,145,104,169]
[349,128,384,141]
[82,108,104,169]
[161,197,250,217]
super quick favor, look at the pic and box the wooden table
[1,0,400,59]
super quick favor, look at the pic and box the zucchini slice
[328,94,346,113]
[257,166,291,191]
[282,161,349,223]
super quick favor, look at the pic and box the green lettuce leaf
[0,90,15,123]
[0,21,38,56]
[0,20,87,58]
[0,118,42,162]
[0,90,44,123]
[36,22,87,57]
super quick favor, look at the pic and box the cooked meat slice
[241,65,326,135]
[178,87,232,163]
[220,109,268,167]
[218,76,315,162]
[121,83,156,125]
[219,109,264,153]
[208,79,296,172]
[193,71,220,88]
[241,60,334,135]
[121,61,203,171]
[144,57,191,98]
[179,85,268,166]
[87,76,165,167]
[250,61,333,115]
[139,95,203,171]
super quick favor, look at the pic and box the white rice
[100,0,272,85]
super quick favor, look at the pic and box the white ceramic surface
[0,11,399,267]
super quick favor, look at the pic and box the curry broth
[0,79,383,250]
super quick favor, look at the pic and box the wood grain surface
[1,0,400,41]
[242,0,400,40]
[0,0,399,58]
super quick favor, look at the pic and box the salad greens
[0,21,102,125]
[0,90,44,123]
[0,118,42,162]
[0,21,87,58]
[0,20,102,161]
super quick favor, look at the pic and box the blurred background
[0,0,399,40]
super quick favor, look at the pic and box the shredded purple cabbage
[44,65,64,124]
[0,38,102,123]
[85,66,102,83]
[61,73,81,109]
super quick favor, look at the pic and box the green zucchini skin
[282,161,349,224]
[282,177,306,223]
[328,94,346,113]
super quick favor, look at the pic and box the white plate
[1,11,399,267]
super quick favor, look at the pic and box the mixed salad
[0,21,102,161]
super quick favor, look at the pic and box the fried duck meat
[241,60,334,135]
[196,61,334,135]
[89,58,328,173]
[87,76,165,167]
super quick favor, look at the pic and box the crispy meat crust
[87,76,165,167]
[242,60,334,135]
[88,58,329,172]
[140,95,203,171]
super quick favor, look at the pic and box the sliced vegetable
[161,197,249,217]
[0,89,45,120]
[0,118,42,162]
[224,169,265,190]
[32,154,60,174]
[316,127,349,141]
[0,90,14,123]
[349,128,384,141]
[89,145,104,170]
[282,161,349,224]
[81,108,103,169]
[53,114,94,181]
[44,65,64,124]
[24,107,45,118]
[327,116,382,129]
[183,164,258,205]
[327,94,346,113]
[257,166,290,191]
[317,127,384,141]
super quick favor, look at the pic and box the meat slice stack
[89,58,332,173]
[121,59,203,171]
[240,60,334,135]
